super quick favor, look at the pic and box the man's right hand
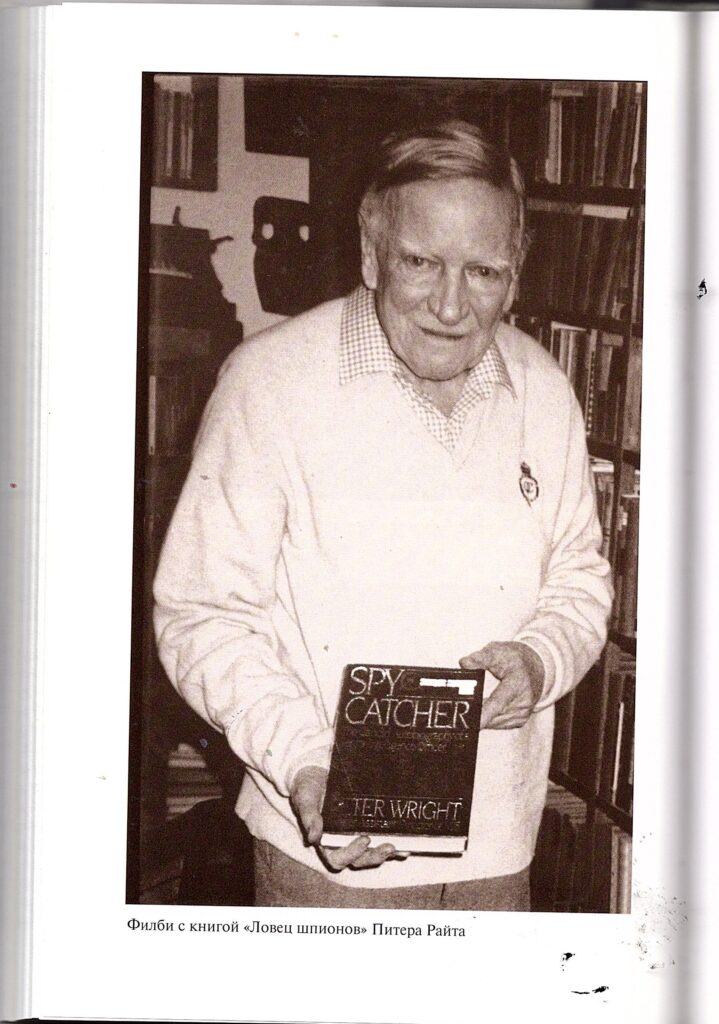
[289,765,405,872]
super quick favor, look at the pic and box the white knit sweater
[154,295,612,886]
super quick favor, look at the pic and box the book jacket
[321,664,485,853]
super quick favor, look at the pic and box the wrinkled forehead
[378,177,519,253]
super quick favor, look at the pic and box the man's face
[361,177,518,384]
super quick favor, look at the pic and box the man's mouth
[421,328,466,340]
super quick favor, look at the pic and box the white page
[694,11,718,1024]
[33,4,697,1022]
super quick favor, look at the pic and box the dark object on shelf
[252,196,318,315]
[150,207,239,331]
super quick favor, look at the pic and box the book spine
[617,494,640,636]
[599,665,627,804]
[623,334,643,450]
[617,832,633,912]
[551,689,576,775]
[615,673,635,813]
[589,818,614,912]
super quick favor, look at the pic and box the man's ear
[359,217,380,291]
[502,271,519,315]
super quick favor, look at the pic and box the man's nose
[428,270,469,325]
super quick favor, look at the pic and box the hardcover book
[321,663,490,854]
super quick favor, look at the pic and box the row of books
[153,84,196,185]
[532,788,632,913]
[531,786,587,912]
[536,80,645,190]
[165,742,222,821]
[551,645,635,811]
[613,490,640,638]
[521,206,632,320]
[508,314,631,446]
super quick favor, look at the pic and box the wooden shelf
[549,771,633,834]
[594,797,633,835]
[527,183,643,207]
[610,630,637,656]
[513,305,632,334]
[588,438,641,469]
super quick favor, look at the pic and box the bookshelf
[512,80,644,914]
[132,75,644,908]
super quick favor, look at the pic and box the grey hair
[359,119,528,271]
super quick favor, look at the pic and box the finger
[459,642,506,673]
[292,789,324,845]
[479,676,521,728]
[482,697,534,729]
[348,844,399,869]
[322,834,372,871]
[483,710,532,730]
[322,838,403,872]
[301,807,324,846]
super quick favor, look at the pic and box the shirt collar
[339,285,515,399]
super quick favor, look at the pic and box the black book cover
[321,664,487,854]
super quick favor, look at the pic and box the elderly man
[154,120,612,911]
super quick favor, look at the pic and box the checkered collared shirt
[339,285,515,451]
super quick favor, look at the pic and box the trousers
[253,839,531,911]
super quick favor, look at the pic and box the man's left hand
[459,641,545,729]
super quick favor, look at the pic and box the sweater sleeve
[153,351,333,798]
[513,387,614,710]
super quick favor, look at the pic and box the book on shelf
[615,675,635,815]
[555,812,578,911]
[613,491,641,638]
[589,817,616,913]
[593,331,625,444]
[550,687,577,776]
[616,831,633,913]
[321,664,490,853]
[591,457,615,559]
[566,662,608,791]
[623,333,643,451]
[597,649,636,816]
[532,784,591,912]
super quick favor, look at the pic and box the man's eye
[403,255,432,270]
[467,264,499,280]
